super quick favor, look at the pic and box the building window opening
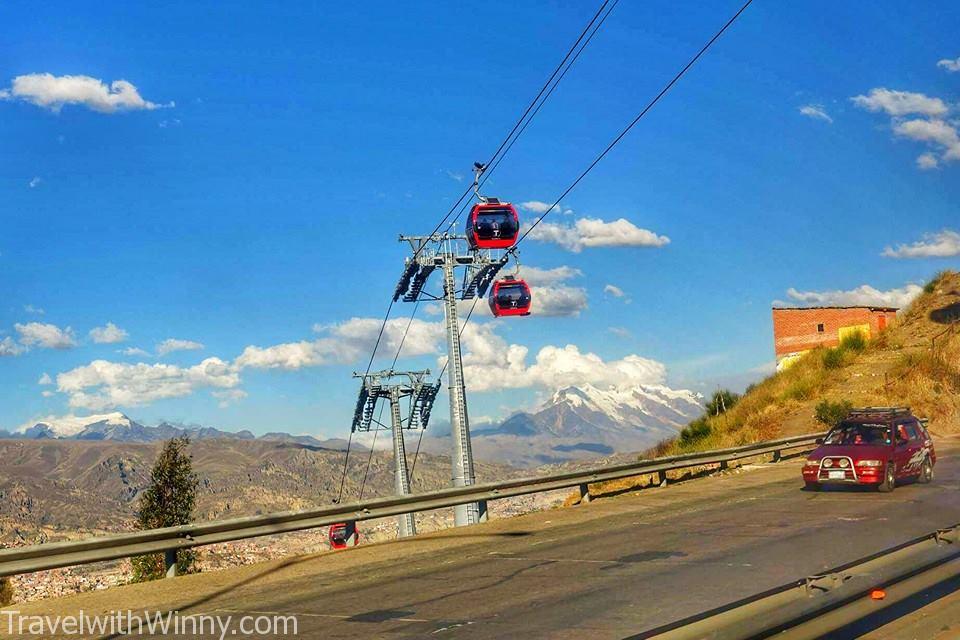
[817,323,825,333]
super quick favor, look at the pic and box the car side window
[906,423,921,441]
[896,424,910,444]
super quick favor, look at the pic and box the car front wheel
[918,456,934,484]
[878,462,895,493]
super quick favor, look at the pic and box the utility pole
[393,233,507,526]
[351,369,440,537]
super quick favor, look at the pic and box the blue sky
[2,0,959,436]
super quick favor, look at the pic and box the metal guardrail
[637,523,960,640]
[0,432,821,578]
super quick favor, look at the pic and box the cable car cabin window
[467,204,519,249]
[496,284,530,307]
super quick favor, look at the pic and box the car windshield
[824,422,891,446]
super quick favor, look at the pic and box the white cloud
[516,265,587,317]
[28,176,41,188]
[238,317,444,371]
[916,152,939,170]
[0,73,172,113]
[213,389,247,408]
[851,88,948,117]
[799,104,833,124]
[529,285,588,317]
[517,265,582,286]
[23,304,44,315]
[121,347,152,357]
[38,373,53,385]
[524,217,669,252]
[604,284,626,298]
[460,323,667,392]
[937,57,960,73]
[89,322,129,344]
[15,322,76,349]
[55,358,239,411]
[780,284,923,309]
[608,326,632,339]
[519,201,554,214]
[156,338,204,356]
[883,230,960,258]
[0,337,25,357]
[445,170,464,182]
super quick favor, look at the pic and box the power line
[516,0,754,246]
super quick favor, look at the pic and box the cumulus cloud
[799,104,833,123]
[519,201,554,214]
[28,177,41,188]
[460,321,666,392]
[0,73,172,113]
[237,318,444,370]
[883,230,960,258]
[853,87,960,168]
[851,88,948,117]
[937,57,960,73]
[38,373,53,385]
[516,265,588,317]
[213,389,247,408]
[0,336,25,357]
[524,217,669,252]
[89,322,129,344]
[156,338,204,356]
[55,358,239,411]
[121,347,152,357]
[15,322,76,349]
[779,284,923,309]
[608,326,632,339]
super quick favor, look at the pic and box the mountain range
[3,383,703,467]
[1,412,351,450]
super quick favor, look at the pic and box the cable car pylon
[351,369,440,537]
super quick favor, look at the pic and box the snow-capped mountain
[8,413,340,447]
[459,383,704,466]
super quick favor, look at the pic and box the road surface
[9,437,960,639]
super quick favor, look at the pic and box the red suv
[802,407,935,492]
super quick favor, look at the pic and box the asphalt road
[12,438,960,639]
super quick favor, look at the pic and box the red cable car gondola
[329,522,359,549]
[465,200,520,250]
[489,276,532,317]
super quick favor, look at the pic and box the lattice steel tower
[351,369,441,537]
[393,233,509,526]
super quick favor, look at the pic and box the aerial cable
[514,0,754,248]
[340,0,617,497]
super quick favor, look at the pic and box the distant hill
[0,438,516,545]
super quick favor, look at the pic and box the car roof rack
[847,406,911,418]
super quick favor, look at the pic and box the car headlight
[856,460,883,467]
[823,458,834,468]
[839,459,850,468]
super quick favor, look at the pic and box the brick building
[772,306,898,370]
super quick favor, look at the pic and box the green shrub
[783,377,817,401]
[822,348,846,370]
[839,331,867,353]
[814,399,852,427]
[705,389,740,416]
[679,417,712,447]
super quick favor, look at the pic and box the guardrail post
[772,449,782,463]
[656,470,667,488]
[719,460,729,471]
[579,483,591,504]
[164,550,177,578]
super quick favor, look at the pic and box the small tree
[0,577,14,607]
[815,399,852,428]
[705,389,740,416]
[131,437,200,582]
